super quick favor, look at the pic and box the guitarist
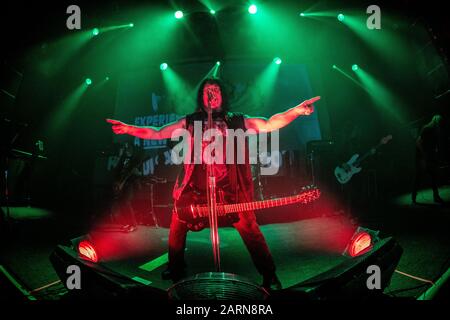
[110,142,145,228]
[107,78,319,290]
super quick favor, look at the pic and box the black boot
[161,261,187,282]
[261,274,282,291]
[161,268,186,282]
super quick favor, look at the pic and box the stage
[78,217,354,291]
[1,188,449,300]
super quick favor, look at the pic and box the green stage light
[352,64,359,71]
[92,28,99,36]
[300,13,305,17]
[332,64,337,69]
[216,61,221,66]
[338,13,345,22]
[105,76,110,81]
[248,5,257,14]
[273,57,282,65]
[210,9,216,15]
[85,78,92,85]
[160,63,168,71]
[175,11,183,19]
[129,23,134,27]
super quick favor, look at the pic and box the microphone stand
[1,121,24,231]
[2,156,11,226]
[206,97,221,272]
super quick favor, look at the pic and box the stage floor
[89,216,356,290]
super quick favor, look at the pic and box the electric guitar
[174,185,321,231]
[334,135,392,184]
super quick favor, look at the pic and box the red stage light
[348,231,373,257]
[78,240,99,263]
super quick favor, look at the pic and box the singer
[106,77,319,290]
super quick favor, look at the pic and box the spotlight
[78,240,98,263]
[175,10,184,19]
[248,5,257,14]
[344,227,380,258]
[92,28,99,36]
[160,63,168,71]
[105,76,110,81]
[348,232,372,257]
[352,64,359,71]
[332,65,337,69]
[210,9,216,15]
[129,23,134,27]
[300,13,305,17]
[337,13,345,22]
[216,61,221,66]
[85,78,92,85]
[273,57,282,65]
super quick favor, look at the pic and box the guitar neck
[222,194,302,215]
[354,142,384,166]
[193,190,319,217]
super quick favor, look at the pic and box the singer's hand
[106,119,130,135]
[296,96,320,115]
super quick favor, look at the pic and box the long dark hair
[196,77,229,113]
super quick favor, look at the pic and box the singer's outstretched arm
[106,118,186,140]
[244,96,320,133]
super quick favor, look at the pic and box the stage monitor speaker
[50,245,168,300]
[272,237,402,301]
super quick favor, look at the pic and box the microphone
[207,91,214,104]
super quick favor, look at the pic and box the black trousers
[167,209,276,277]
[412,158,440,198]
[110,180,138,226]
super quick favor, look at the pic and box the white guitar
[334,135,392,184]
